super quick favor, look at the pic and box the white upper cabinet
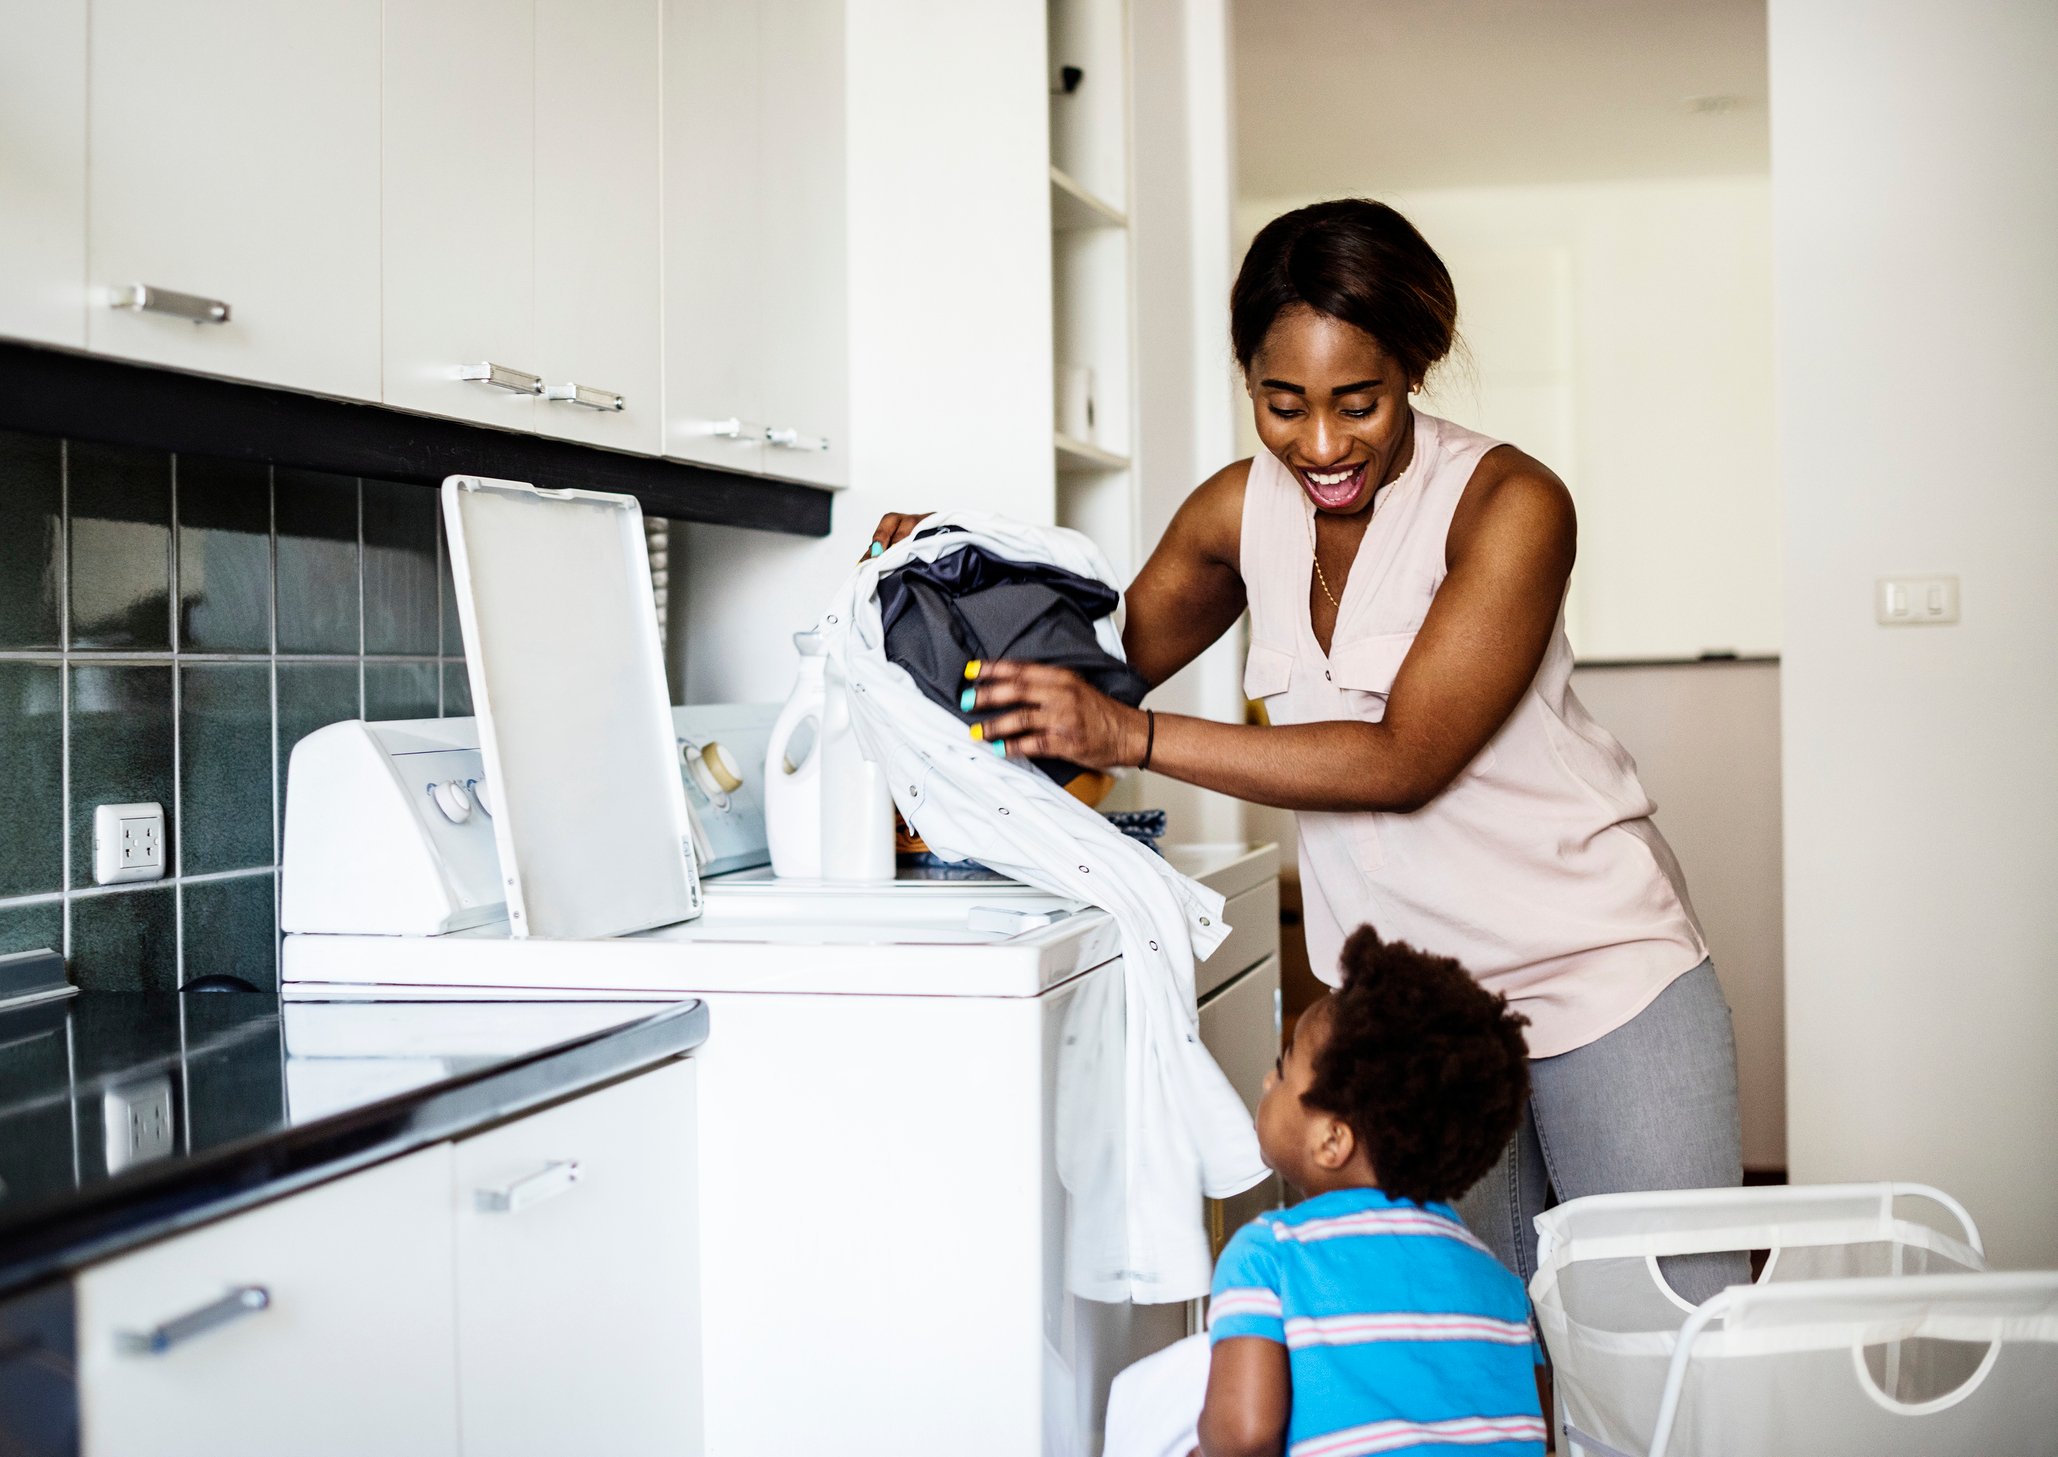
[662,0,769,477]
[533,0,663,454]
[0,0,86,348]
[85,0,383,400]
[0,0,849,490]
[382,0,537,432]
[75,1146,460,1457]
[753,0,848,489]
[664,0,848,487]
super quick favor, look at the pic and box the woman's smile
[1294,459,1370,511]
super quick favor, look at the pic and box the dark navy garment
[878,542,1146,786]
[1209,1188,1546,1457]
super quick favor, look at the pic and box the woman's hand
[968,661,1148,770]
[862,510,933,560]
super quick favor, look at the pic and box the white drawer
[76,1145,459,1457]
[1197,879,1281,1000]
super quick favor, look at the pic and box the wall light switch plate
[93,801,166,885]
[1876,575,1960,626]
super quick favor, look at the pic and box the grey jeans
[1455,960,1749,1305]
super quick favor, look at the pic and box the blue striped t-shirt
[1209,1188,1544,1457]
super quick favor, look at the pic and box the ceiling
[1231,0,1769,199]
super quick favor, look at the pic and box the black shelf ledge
[0,339,832,537]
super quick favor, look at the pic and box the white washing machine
[282,712,1275,1455]
[279,477,1280,1454]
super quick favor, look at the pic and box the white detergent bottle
[764,631,828,878]
[818,657,896,882]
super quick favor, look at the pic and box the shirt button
[1324,669,1332,681]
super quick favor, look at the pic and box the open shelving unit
[1047,0,1139,576]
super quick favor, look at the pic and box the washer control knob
[699,741,744,794]
[431,779,473,824]
[470,777,493,817]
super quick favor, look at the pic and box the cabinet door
[75,1146,460,1457]
[85,0,382,399]
[0,0,87,347]
[661,0,766,474]
[453,1060,700,1456]
[533,0,663,454]
[382,0,537,430]
[754,0,848,489]
[1198,955,1283,1254]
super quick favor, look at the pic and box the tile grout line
[50,866,274,905]
[170,451,185,986]
[436,495,445,717]
[0,650,450,664]
[357,477,367,718]
[58,439,72,964]
[271,462,283,974]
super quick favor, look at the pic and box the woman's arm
[1195,1338,1290,1457]
[1120,461,1251,689]
[972,449,1575,814]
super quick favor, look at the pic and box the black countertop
[0,993,708,1300]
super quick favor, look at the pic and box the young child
[1107,926,1541,1457]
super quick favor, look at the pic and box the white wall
[677,0,1055,704]
[1773,0,2058,1267]
[1236,177,1779,662]
[1127,0,1246,842]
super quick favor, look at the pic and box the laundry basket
[1529,1183,1988,1456]
[1636,1272,2058,1456]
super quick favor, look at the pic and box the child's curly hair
[1303,926,1531,1206]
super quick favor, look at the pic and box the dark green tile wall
[0,429,472,992]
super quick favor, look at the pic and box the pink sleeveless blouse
[1241,410,1706,1057]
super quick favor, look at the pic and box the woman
[870,198,1742,1298]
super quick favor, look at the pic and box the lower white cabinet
[71,1059,701,1456]
[75,1145,461,1457]
[454,1060,700,1457]
[1199,953,1283,1254]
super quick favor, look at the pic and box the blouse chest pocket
[1330,628,1499,775]
[1242,641,1298,721]
[1328,632,1414,724]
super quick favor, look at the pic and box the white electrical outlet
[104,1075,175,1172]
[93,801,166,885]
[1876,575,1960,625]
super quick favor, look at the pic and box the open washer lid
[442,476,701,939]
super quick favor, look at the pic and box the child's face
[1255,995,1351,1192]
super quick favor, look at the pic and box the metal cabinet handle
[459,362,544,395]
[475,1158,581,1215]
[108,284,230,324]
[682,417,767,442]
[767,427,830,453]
[117,1285,270,1356]
[543,382,626,412]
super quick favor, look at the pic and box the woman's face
[1247,304,1415,516]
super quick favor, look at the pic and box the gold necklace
[1308,505,1342,609]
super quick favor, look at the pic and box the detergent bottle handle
[765,654,827,785]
